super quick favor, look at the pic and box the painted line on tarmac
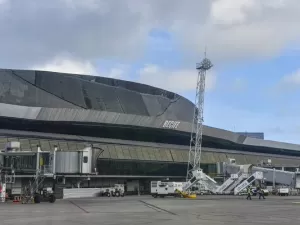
[68,200,89,213]
[139,200,177,216]
[140,201,161,213]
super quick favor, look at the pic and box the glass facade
[97,159,218,177]
[1,135,300,178]
[97,159,187,176]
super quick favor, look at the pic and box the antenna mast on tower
[186,50,213,180]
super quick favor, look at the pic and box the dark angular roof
[0,69,194,122]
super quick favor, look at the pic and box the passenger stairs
[225,172,248,193]
[234,171,263,195]
[216,172,241,194]
[200,173,218,193]
[183,169,218,194]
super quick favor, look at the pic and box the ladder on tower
[151,54,214,198]
[186,53,213,190]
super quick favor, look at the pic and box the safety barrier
[13,196,21,203]
[63,188,101,199]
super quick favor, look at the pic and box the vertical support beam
[53,146,57,175]
[52,146,58,191]
[35,145,41,191]
[273,168,276,189]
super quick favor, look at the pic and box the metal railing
[40,165,53,175]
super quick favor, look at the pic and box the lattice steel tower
[186,52,213,180]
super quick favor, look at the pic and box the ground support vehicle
[98,184,125,197]
[150,181,184,198]
[277,187,289,196]
[151,170,218,199]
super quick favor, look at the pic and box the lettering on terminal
[162,120,180,129]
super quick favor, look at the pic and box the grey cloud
[0,0,153,68]
[0,0,299,69]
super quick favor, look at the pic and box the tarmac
[0,195,300,225]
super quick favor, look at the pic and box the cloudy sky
[1,0,300,143]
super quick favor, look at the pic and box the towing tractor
[97,184,125,197]
[33,187,56,203]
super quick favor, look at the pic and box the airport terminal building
[0,69,300,193]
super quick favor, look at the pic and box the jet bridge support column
[52,146,57,175]
[35,146,41,190]
[273,168,276,189]
[52,146,58,191]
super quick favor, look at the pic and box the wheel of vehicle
[115,191,120,197]
[121,193,125,197]
[106,192,111,197]
[49,194,56,203]
[34,194,41,204]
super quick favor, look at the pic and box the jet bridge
[252,167,295,186]
[220,161,298,195]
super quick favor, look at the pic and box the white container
[5,141,21,152]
